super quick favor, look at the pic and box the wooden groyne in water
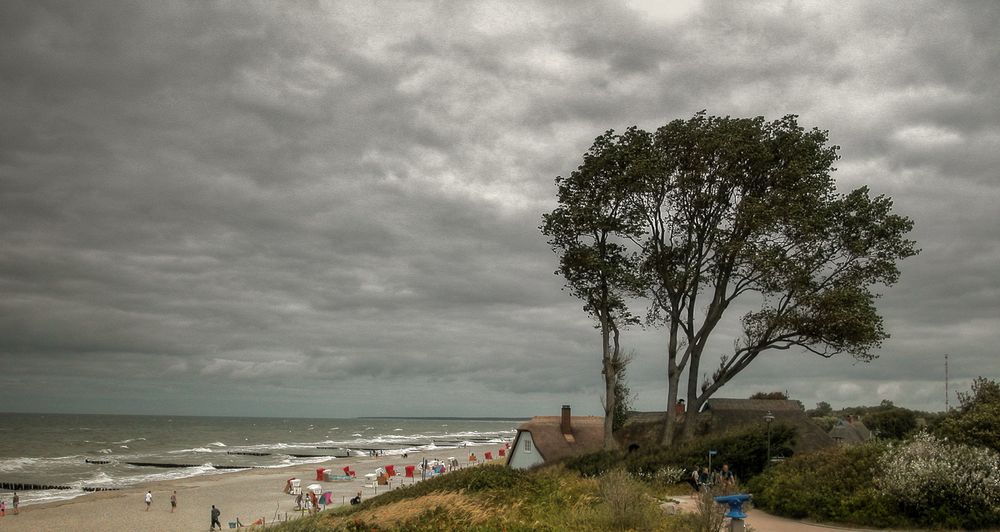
[0,481,118,492]
[226,451,271,456]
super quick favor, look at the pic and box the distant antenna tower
[945,353,949,412]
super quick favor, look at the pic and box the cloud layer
[1,1,997,416]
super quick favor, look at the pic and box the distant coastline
[359,416,529,421]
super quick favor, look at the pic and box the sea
[0,413,522,507]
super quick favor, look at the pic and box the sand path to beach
[1,443,503,532]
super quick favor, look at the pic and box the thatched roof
[701,398,835,454]
[829,417,873,444]
[516,416,605,463]
[705,398,805,413]
[617,399,835,455]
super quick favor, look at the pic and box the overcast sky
[1,1,997,418]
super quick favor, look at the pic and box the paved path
[674,495,883,531]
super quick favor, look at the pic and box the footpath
[674,495,882,531]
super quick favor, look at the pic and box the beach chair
[485,451,493,461]
[404,465,416,483]
[498,448,506,457]
[343,466,356,478]
[385,465,396,477]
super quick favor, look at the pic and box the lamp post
[764,411,775,465]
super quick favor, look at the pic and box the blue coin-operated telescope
[714,493,752,531]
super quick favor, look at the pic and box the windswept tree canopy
[543,113,918,442]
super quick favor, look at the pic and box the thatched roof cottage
[507,405,604,469]
[829,415,873,445]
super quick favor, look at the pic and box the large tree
[544,113,917,446]
[540,128,647,449]
[639,113,917,442]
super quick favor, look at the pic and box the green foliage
[748,391,788,400]
[612,360,634,433]
[935,376,1000,452]
[806,401,832,416]
[597,468,663,531]
[747,441,901,527]
[808,415,839,432]
[564,423,796,484]
[863,407,917,440]
[561,449,623,478]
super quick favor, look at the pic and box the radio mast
[945,353,949,412]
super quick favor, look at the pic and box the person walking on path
[11,492,17,515]
[210,504,222,530]
[686,467,701,492]
[144,490,152,511]
[170,490,177,513]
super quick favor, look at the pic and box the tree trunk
[661,359,681,446]
[600,312,619,450]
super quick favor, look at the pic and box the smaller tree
[541,128,648,449]
[612,354,636,432]
[807,401,833,417]
[749,391,789,400]
[865,408,917,440]
[935,376,1000,452]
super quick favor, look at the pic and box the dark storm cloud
[1,0,997,416]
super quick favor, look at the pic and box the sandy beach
[0,443,505,532]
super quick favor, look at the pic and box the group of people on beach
[0,491,20,516]
[687,463,737,492]
[140,489,227,530]
[143,489,178,512]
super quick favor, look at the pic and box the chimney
[561,405,572,435]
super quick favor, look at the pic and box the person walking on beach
[11,492,17,515]
[210,504,222,530]
[170,490,177,513]
[144,490,152,511]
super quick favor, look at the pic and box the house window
[524,438,532,453]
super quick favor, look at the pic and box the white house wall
[507,431,544,470]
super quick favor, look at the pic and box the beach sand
[1,443,505,532]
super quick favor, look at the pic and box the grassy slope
[269,463,687,531]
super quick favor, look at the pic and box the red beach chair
[343,466,356,478]
[404,465,415,482]
[498,448,506,457]
[485,451,493,461]
[385,465,396,477]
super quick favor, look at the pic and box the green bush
[747,440,901,528]
[564,423,796,486]
[597,468,662,531]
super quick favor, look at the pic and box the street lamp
[764,411,775,465]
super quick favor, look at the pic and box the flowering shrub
[634,465,686,486]
[876,431,1000,528]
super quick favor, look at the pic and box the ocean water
[0,413,521,506]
